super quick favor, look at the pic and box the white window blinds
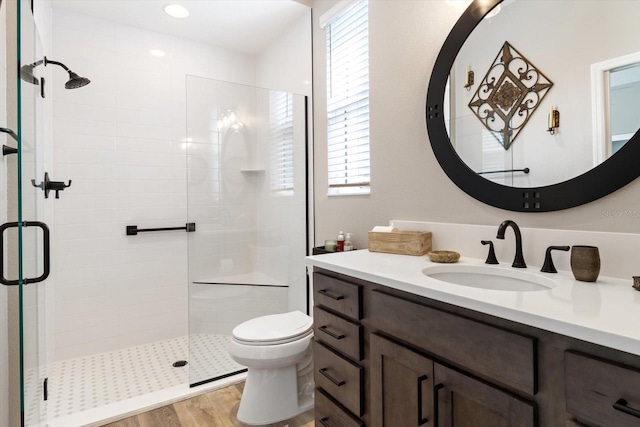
[325,0,370,194]
[270,90,295,193]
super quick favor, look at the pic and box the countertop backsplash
[390,220,640,281]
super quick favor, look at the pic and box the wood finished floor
[101,382,314,427]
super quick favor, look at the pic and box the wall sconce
[547,105,560,135]
[464,66,474,91]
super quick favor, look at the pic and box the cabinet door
[370,334,434,427]
[565,351,640,427]
[434,364,534,427]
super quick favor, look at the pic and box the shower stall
[3,0,312,425]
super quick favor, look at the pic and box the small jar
[324,240,337,252]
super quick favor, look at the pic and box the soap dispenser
[344,233,354,251]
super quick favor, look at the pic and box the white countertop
[306,250,640,356]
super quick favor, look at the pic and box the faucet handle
[541,245,570,273]
[481,240,499,265]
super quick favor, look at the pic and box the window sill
[327,186,370,197]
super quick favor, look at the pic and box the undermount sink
[422,264,557,292]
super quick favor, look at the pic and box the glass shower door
[185,77,308,386]
[3,1,50,425]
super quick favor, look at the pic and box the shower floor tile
[43,334,243,421]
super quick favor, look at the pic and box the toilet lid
[232,311,313,345]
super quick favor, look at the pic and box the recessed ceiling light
[164,4,189,19]
[149,49,166,57]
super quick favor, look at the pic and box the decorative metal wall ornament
[468,41,553,150]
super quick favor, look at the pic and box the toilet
[228,310,314,425]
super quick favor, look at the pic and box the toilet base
[236,364,314,425]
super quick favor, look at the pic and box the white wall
[256,12,312,312]
[312,0,640,253]
[50,9,256,361]
[256,12,312,97]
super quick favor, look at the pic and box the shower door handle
[0,221,51,286]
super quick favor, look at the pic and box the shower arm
[44,57,72,72]
[23,57,73,73]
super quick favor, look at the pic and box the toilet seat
[232,311,313,346]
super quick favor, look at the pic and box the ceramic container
[427,250,460,263]
[570,245,600,282]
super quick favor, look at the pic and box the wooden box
[367,230,432,256]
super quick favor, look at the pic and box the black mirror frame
[426,0,640,212]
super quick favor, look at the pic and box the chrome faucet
[496,220,527,268]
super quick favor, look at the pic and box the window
[270,90,295,193]
[324,0,370,195]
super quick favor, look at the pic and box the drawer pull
[319,325,345,340]
[418,375,429,425]
[319,368,345,387]
[434,383,445,427]
[318,289,345,300]
[613,399,640,419]
[319,417,331,427]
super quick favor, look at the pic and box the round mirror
[426,0,640,212]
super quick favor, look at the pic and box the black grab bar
[126,223,196,236]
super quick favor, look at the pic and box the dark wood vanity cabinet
[368,289,536,397]
[434,363,534,427]
[312,268,640,427]
[370,333,434,427]
[313,272,366,426]
[368,291,535,427]
[565,351,640,427]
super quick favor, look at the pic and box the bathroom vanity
[307,250,640,427]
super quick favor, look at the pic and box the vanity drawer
[314,273,362,320]
[315,341,364,417]
[316,388,364,427]
[370,290,536,396]
[314,306,363,361]
[565,351,640,427]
